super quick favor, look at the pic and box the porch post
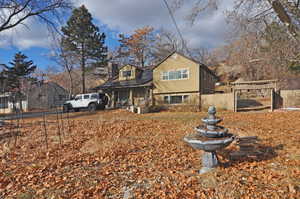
[149,88,154,106]
[111,91,115,108]
[271,89,274,112]
[129,88,133,106]
[234,89,237,112]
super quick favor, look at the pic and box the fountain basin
[195,125,228,138]
[184,136,234,152]
[183,106,235,174]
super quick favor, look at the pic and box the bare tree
[0,0,72,33]
[152,28,209,64]
[231,0,300,39]
[171,0,218,25]
[175,0,300,86]
[177,0,300,39]
[50,36,79,97]
[152,29,182,61]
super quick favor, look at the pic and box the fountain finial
[208,106,216,115]
[208,106,216,119]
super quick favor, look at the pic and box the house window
[162,72,168,80]
[164,95,189,104]
[163,96,169,103]
[161,69,189,80]
[0,97,9,109]
[122,70,132,78]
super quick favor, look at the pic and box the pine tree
[61,5,107,93]
[1,52,37,91]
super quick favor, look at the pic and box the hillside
[47,69,107,94]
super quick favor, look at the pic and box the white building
[0,92,28,114]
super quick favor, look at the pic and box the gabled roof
[93,51,218,91]
[118,64,141,71]
[93,67,152,90]
[154,51,218,79]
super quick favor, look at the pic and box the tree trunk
[81,43,86,94]
[67,71,74,98]
[268,0,299,39]
[141,49,145,67]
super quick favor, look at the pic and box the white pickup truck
[63,93,108,112]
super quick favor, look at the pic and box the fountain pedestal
[184,106,235,174]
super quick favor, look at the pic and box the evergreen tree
[1,52,37,91]
[61,5,107,93]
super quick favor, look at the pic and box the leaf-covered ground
[0,110,299,199]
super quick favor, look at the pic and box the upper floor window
[161,69,189,80]
[122,70,132,78]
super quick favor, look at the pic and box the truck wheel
[74,108,79,112]
[88,103,97,112]
[99,104,105,110]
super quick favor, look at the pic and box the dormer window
[122,70,132,78]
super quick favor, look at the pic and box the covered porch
[102,84,153,109]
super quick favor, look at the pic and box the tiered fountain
[184,106,235,174]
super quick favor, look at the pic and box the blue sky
[0,0,234,71]
[0,22,121,71]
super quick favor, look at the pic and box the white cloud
[76,0,234,49]
[0,16,51,49]
[0,0,234,50]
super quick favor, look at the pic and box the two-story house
[152,52,216,108]
[95,52,217,109]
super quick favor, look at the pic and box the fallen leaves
[0,110,299,198]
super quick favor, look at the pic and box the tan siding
[154,92,200,106]
[153,53,200,94]
[119,65,137,81]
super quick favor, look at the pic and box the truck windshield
[75,95,82,100]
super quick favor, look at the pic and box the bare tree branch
[0,0,72,32]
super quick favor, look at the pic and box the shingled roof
[93,51,218,91]
[93,67,153,90]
